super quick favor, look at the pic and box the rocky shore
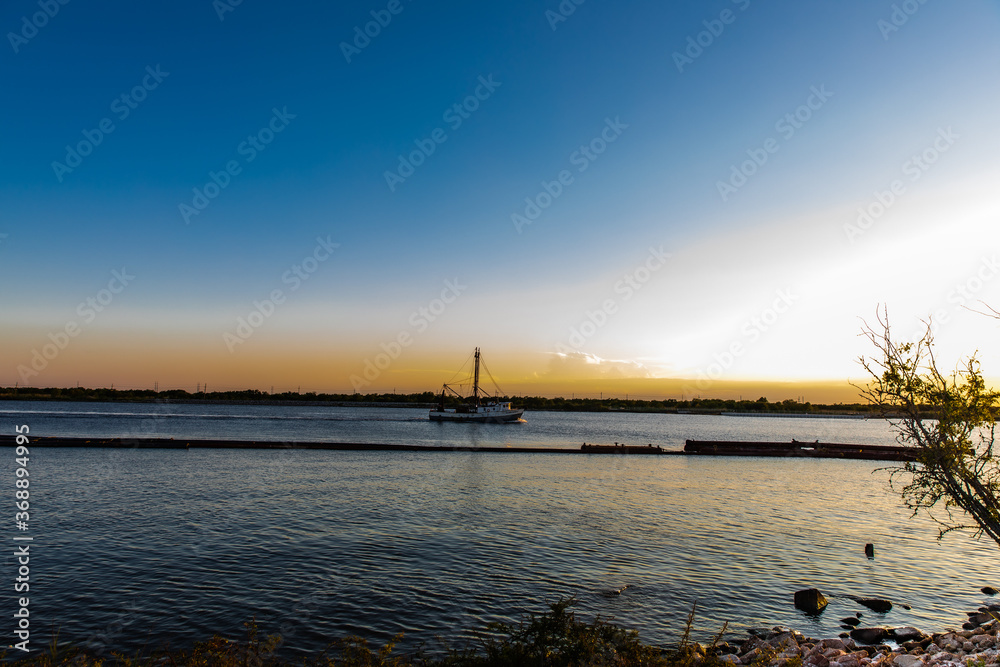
[705,594,1000,667]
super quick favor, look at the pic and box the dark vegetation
[0,386,875,415]
[3,599,729,667]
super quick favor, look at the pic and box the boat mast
[472,347,480,406]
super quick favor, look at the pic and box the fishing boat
[428,348,524,423]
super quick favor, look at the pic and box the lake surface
[2,401,998,659]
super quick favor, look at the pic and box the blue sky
[3,0,1000,396]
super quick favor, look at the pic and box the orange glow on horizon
[3,328,873,403]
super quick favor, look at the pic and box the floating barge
[683,440,917,461]
[0,436,915,461]
[581,443,665,455]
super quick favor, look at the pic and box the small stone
[842,617,863,627]
[982,586,999,596]
[893,654,922,667]
[715,642,734,654]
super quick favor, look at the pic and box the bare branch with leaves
[857,307,1000,547]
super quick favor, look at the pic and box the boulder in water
[794,588,829,614]
[855,598,892,613]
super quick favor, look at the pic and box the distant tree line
[0,386,880,414]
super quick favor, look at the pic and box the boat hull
[428,408,524,423]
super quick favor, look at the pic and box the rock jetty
[703,607,999,666]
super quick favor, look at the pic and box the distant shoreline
[0,387,880,417]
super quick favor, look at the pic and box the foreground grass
[3,599,729,667]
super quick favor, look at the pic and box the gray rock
[850,627,890,645]
[892,627,925,642]
[767,631,797,648]
[794,588,829,614]
[893,654,922,667]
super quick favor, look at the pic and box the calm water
[2,401,998,658]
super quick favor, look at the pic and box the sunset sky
[3,1,1000,401]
